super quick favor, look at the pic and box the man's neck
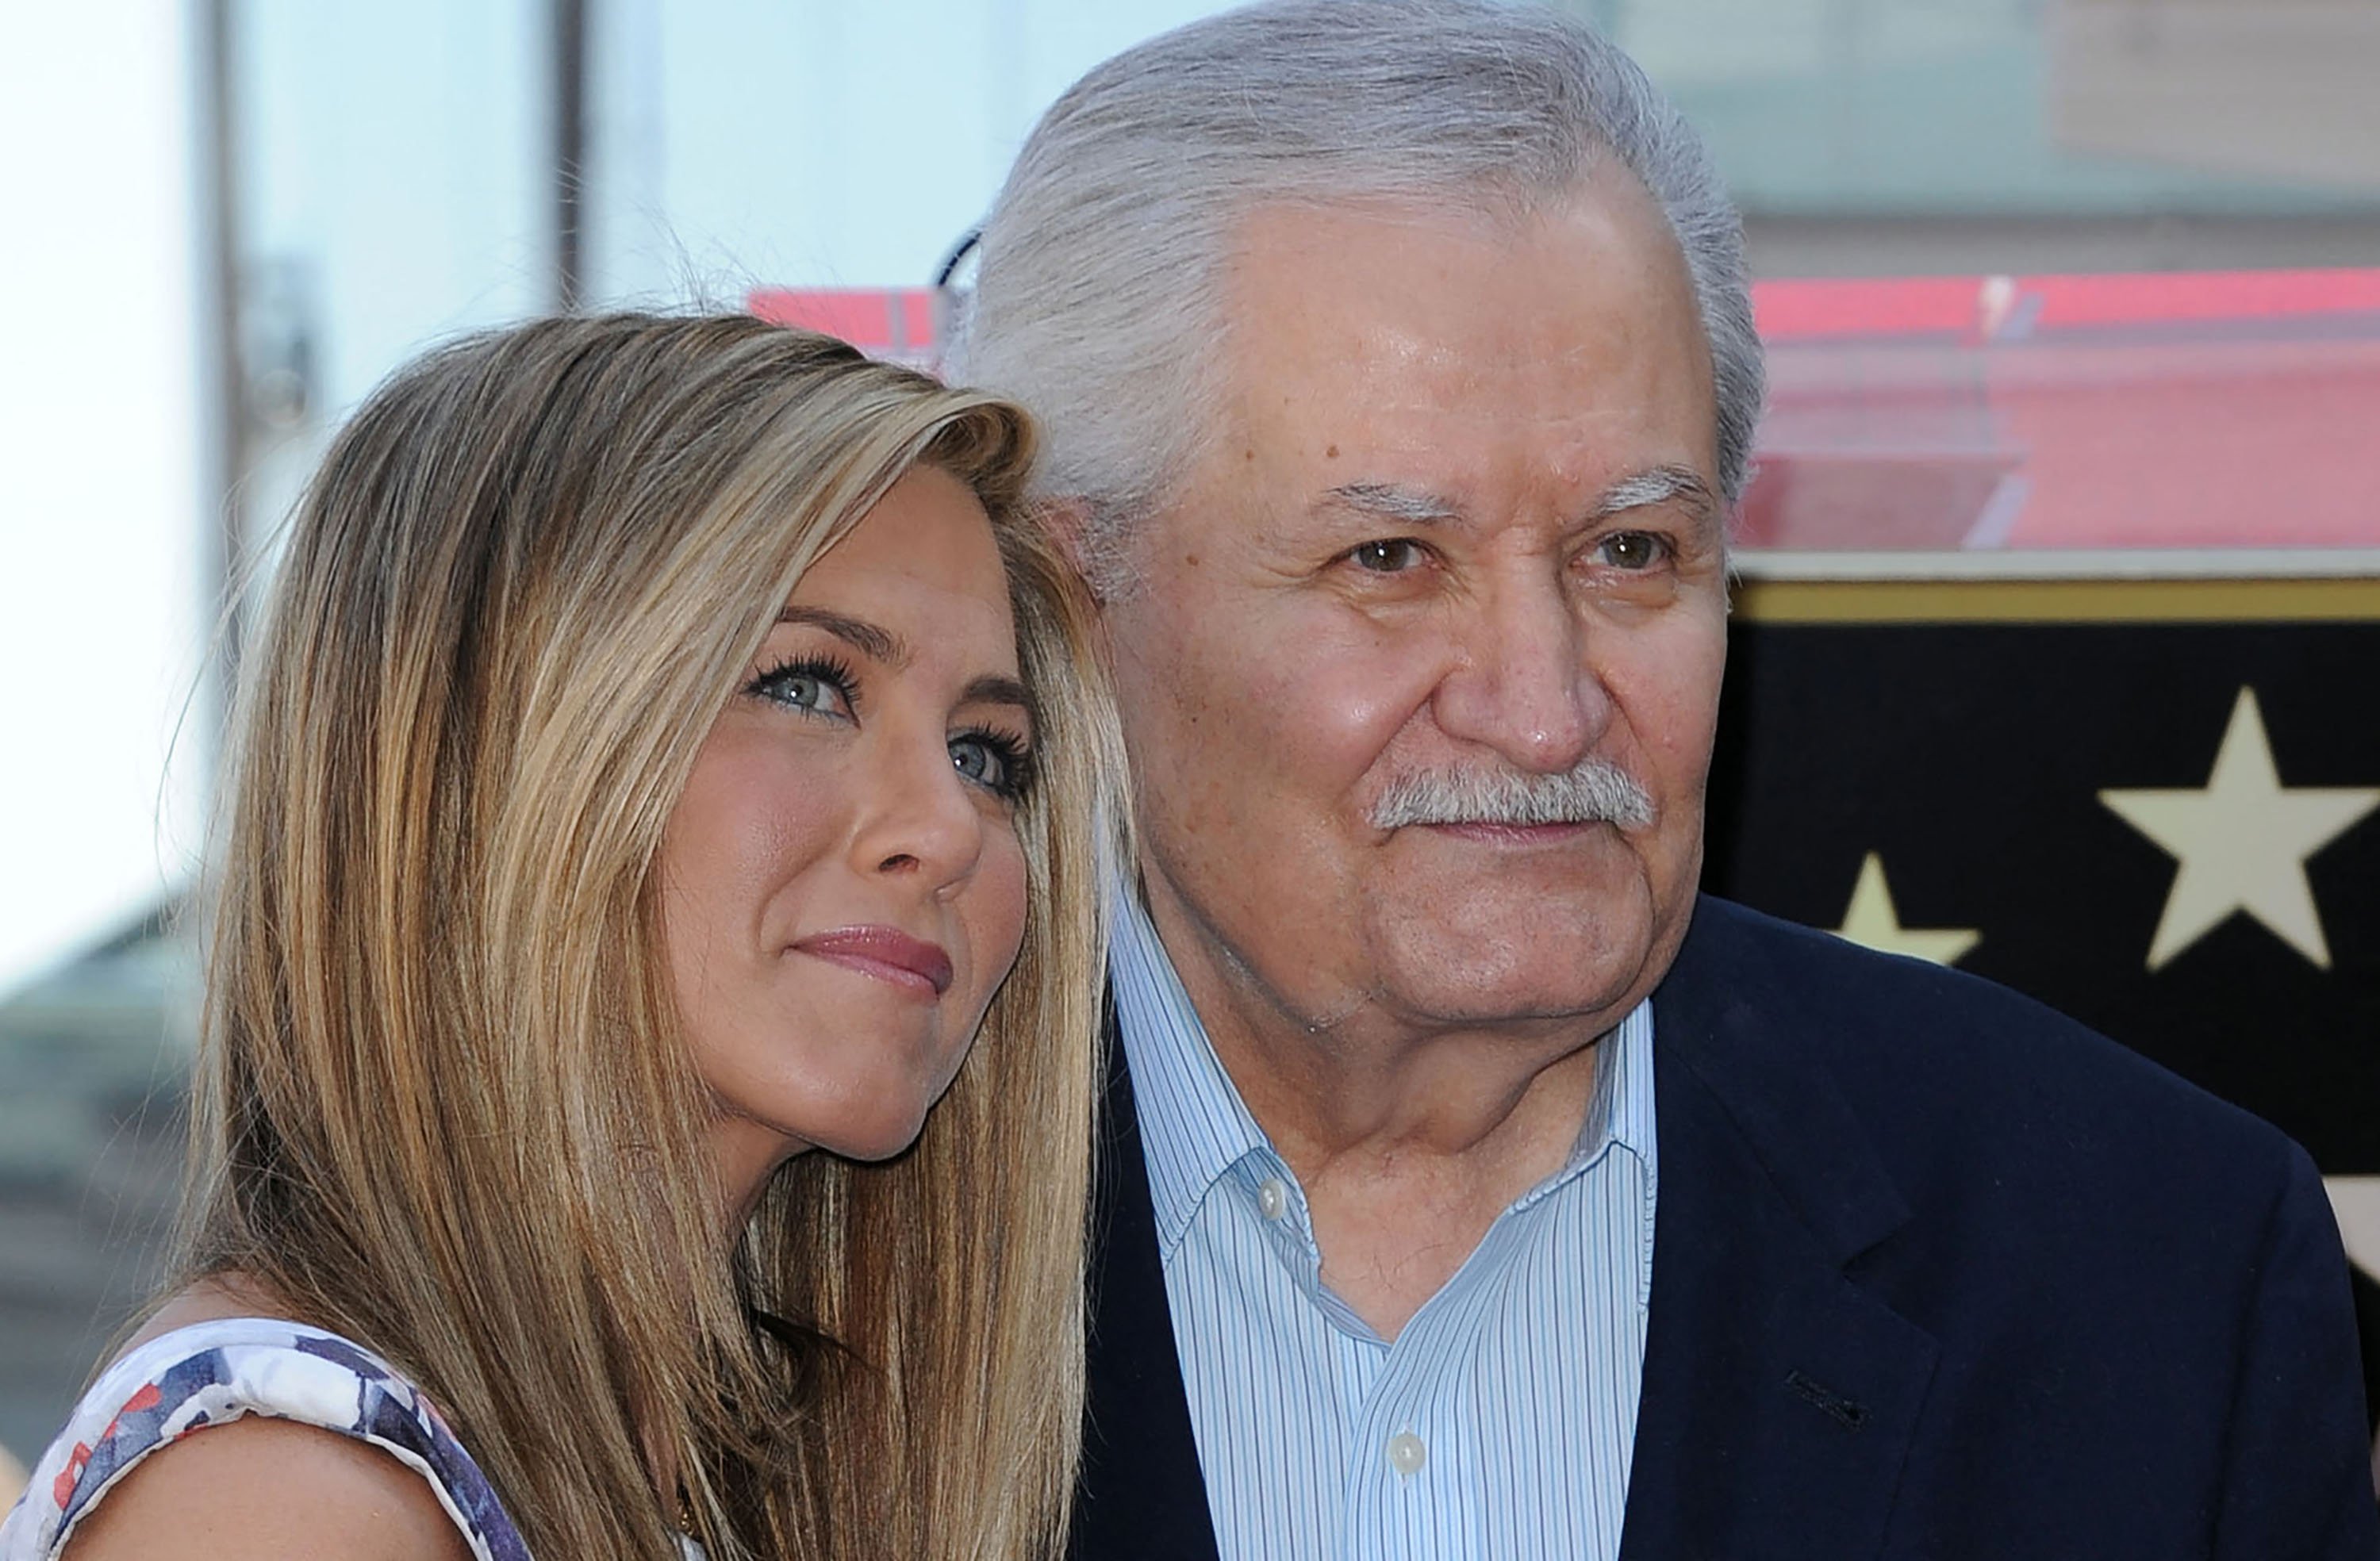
[1141,881,1620,1339]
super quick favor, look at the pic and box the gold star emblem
[2100,687,2380,972]
[1834,853,1980,967]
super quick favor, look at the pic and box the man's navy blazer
[1071,896,2380,1559]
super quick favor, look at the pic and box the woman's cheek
[973,831,1034,1003]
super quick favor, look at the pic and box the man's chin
[1370,968,1653,1034]
[1365,904,1665,1032]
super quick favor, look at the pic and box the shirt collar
[1517,991,1656,1213]
[1110,880,1275,1256]
[1110,876,1658,1256]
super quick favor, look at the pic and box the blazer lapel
[1621,900,1941,1561]
[1071,1020,1222,1561]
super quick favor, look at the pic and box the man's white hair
[952,0,1764,594]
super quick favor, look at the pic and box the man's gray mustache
[1367,761,1655,831]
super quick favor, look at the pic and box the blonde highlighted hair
[180,313,1119,1559]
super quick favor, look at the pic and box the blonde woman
[1,313,1119,1561]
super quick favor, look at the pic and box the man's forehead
[1192,183,1722,536]
[1224,172,1669,268]
[1213,189,1706,402]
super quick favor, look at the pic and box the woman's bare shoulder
[58,1413,473,1561]
[59,1271,472,1559]
[119,1271,294,1354]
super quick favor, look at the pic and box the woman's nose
[850,727,988,894]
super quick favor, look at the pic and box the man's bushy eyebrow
[1315,466,1720,533]
[1317,481,1467,527]
[1592,465,1719,525]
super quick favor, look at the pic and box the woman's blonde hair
[179,313,1119,1559]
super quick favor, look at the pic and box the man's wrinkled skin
[1098,175,1728,1335]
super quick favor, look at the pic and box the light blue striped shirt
[1111,888,1659,1561]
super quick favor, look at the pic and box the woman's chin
[805,1100,935,1164]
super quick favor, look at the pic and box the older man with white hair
[958,3,2379,1557]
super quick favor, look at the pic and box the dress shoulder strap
[0,1317,531,1561]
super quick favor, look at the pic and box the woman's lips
[792,926,954,997]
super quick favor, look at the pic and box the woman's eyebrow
[959,674,1034,721]
[777,605,908,667]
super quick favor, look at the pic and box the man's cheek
[1282,626,1445,746]
[1614,628,1726,765]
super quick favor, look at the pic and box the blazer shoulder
[1668,896,2303,1210]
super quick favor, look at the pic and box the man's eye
[1595,531,1668,571]
[1349,539,1427,573]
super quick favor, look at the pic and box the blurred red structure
[1747,270,2380,552]
[748,287,939,369]
[754,272,2380,554]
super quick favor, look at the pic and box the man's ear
[1029,494,1121,661]
[1033,496,1101,589]
[1034,495,1137,608]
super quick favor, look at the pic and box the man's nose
[1431,572,1606,774]
[850,728,986,895]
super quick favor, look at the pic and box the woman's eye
[950,732,1031,802]
[950,738,1000,787]
[1595,531,1668,571]
[775,674,839,712]
[1348,538,1427,573]
[747,658,856,719]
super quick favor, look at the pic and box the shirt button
[1387,1431,1427,1476]
[1256,1177,1288,1221]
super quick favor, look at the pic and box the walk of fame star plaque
[1706,573,2380,1421]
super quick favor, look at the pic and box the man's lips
[792,926,954,996]
[1419,820,1603,843]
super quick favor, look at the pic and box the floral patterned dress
[0,1317,532,1559]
